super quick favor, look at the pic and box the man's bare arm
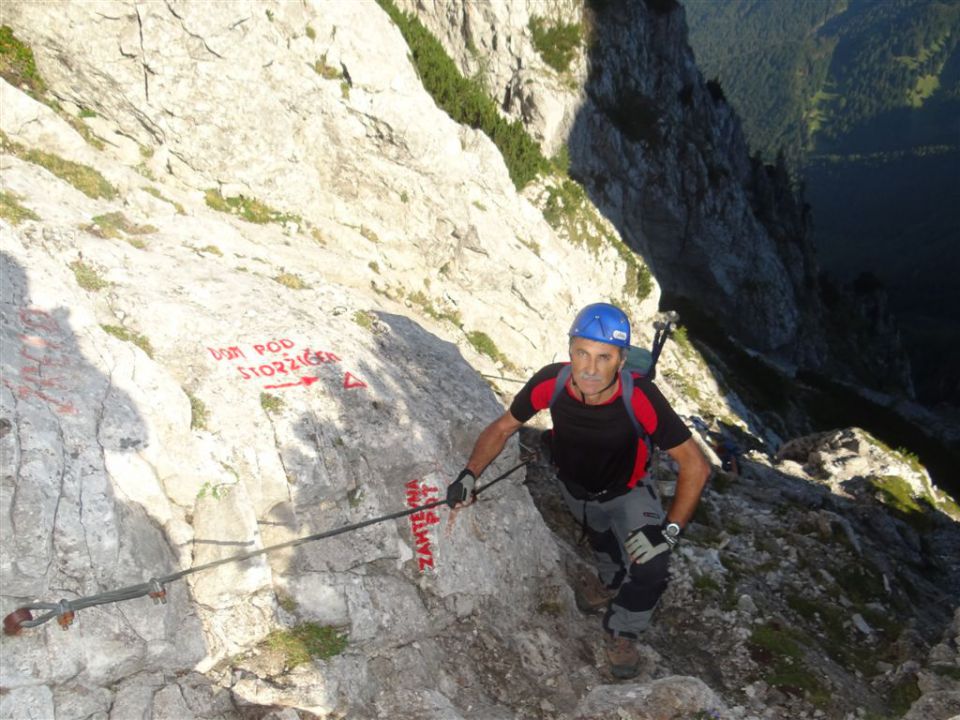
[664,437,711,528]
[464,410,525,477]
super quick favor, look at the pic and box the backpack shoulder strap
[622,371,655,483]
[548,365,572,410]
[619,370,643,437]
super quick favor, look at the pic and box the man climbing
[447,303,711,679]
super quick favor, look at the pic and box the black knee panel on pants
[618,552,670,612]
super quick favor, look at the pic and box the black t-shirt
[510,363,690,499]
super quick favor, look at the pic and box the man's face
[568,336,625,396]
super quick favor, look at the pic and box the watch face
[665,523,681,538]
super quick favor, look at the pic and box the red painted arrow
[263,376,319,390]
[343,372,367,389]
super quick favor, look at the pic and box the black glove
[624,525,672,565]
[446,469,476,508]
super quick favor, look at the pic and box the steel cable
[4,460,529,633]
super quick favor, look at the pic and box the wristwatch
[663,521,682,546]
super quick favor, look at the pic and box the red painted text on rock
[205,338,362,391]
[406,479,440,571]
[12,308,76,414]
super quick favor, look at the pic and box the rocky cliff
[400,0,914,391]
[399,1,803,354]
[1,2,957,719]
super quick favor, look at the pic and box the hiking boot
[574,574,616,614]
[604,633,641,680]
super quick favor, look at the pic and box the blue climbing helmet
[568,303,631,348]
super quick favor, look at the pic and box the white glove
[624,525,672,565]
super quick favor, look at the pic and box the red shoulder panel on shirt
[629,375,658,434]
[531,377,558,411]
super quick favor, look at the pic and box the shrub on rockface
[0,25,46,96]
[529,16,582,73]
[376,0,547,189]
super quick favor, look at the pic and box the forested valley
[683,0,960,408]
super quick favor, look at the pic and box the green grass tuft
[353,310,376,331]
[748,622,829,707]
[204,189,300,225]
[672,325,694,356]
[70,261,108,292]
[264,623,347,668]
[143,186,186,214]
[61,112,104,150]
[409,290,462,326]
[0,191,39,225]
[101,324,154,358]
[551,144,571,175]
[274,272,309,290]
[277,591,298,613]
[0,25,46,96]
[314,54,341,79]
[749,622,802,660]
[260,392,284,414]
[893,446,925,475]
[197,480,233,501]
[466,329,513,370]
[2,132,116,199]
[693,574,721,592]
[887,677,921,715]
[187,391,209,430]
[88,212,157,245]
[869,475,935,531]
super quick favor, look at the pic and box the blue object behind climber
[714,437,740,474]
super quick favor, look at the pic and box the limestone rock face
[0,1,604,716]
[1,2,956,720]
[573,676,728,719]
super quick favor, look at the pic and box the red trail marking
[263,376,319,390]
[343,372,366,389]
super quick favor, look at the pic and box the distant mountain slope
[684,0,960,406]
[683,0,960,158]
[684,0,841,161]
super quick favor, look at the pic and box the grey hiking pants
[560,482,670,639]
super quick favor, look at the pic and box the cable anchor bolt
[55,600,75,630]
[3,608,34,636]
[148,579,167,605]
